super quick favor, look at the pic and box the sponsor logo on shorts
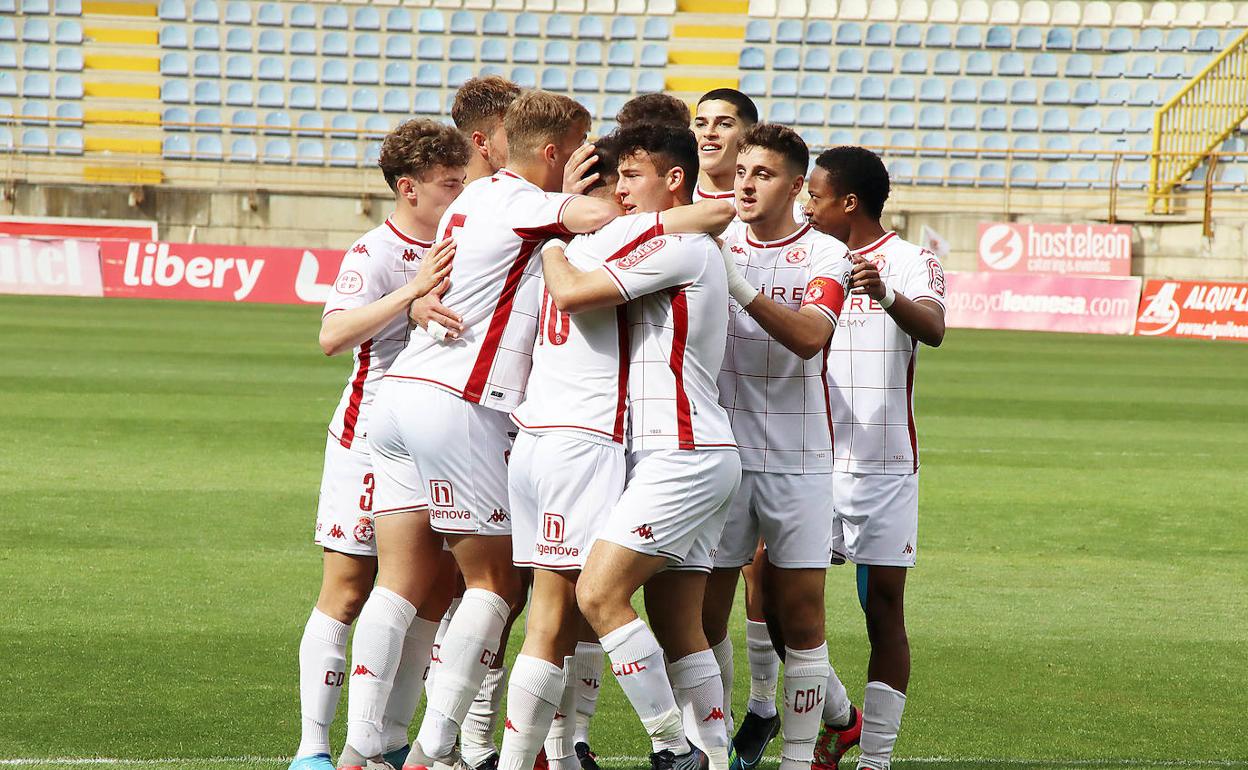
[430,479,454,507]
[543,512,565,543]
[535,543,580,558]
[353,516,374,544]
[352,665,376,678]
[488,508,509,523]
[631,524,655,541]
[431,508,472,522]
[702,707,725,722]
[328,524,345,539]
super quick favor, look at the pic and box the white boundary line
[1,758,1244,768]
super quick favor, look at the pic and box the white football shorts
[831,471,919,568]
[509,430,626,571]
[597,448,741,572]
[714,470,835,569]
[368,380,515,535]
[314,433,379,557]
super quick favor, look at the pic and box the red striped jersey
[826,232,947,474]
[511,213,664,445]
[601,231,736,452]
[324,218,431,450]
[716,220,853,473]
[384,170,579,412]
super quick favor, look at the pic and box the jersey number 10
[538,288,570,346]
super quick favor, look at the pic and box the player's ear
[791,174,805,199]
[396,175,417,203]
[667,166,684,195]
[844,192,858,215]
[542,142,559,165]
[471,131,489,156]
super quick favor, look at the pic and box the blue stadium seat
[637,71,663,92]
[296,140,323,166]
[1136,27,1162,51]
[611,17,637,39]
[1104,27,1132,52]
[20,99,47,124]
[192,53,219,77]
[889,159,914,182]
[745,19,770,42]
[579,16,605,39]
[1015,26,1041,49]
[1192,28,1219,53]
[54,20,81,44]
[1126,57,1154,78]
[56,0,81,14]
[256,3,281,25]
[925,24,951,47]
[828,75,853,99]
[225,82,251,106]
[323,32,348,56]
[798,74,825,98]
[255,30,282,53]
[949,106,975,130]
[828,103,853,126]
[545,40,570,64]
[159,0,185,19]
[163,134,190,158]
[982,133,1007,158]
[572,69,598,93]
[768,101,796,124]
[160,26,187,48]
[893,23,920,47]
[955,26,982,48]
[1077,135,1104,159]
[480,39,505,62]
[263,110,291,134]
[865,22,890,46]
[17,129,48,155]
[482,12,507,35]
[230,108,256,131]
[776,19,801,43]
[195,134,223,160]
[256,84,283,107]
[604,70,630,93]
[0,44,14,68]
[288,85,315,109]
[1161,56,1186,79]
[289,31,315,55]
[353,61,379,85]
[224,136,255,162]
[979,162,1005,187]
[1039,165,1072,189]
[512,40,538,63]
[55,48,83,72]
[1128,111,1151,134]
[288,59,313,82]
[328,141,356,168]
[770,46,796,70]
[859,76,885,99]
[804,48,831,71]
[640,44,666,67]
[319,5,346,28]
[327,113,354,138]
[55,102,83,126]
[859,130,885,147]
[1073,110,1101,133]
[891,131,916,154]
[191,0,216,22]
[917,106,945,129]
[867,50,893,73]
[1098,55,1126,78]
[1031,53,1058,76]
[1042,108,1070,132]
[547,14,573,38]
[1162,28,1189,52]
[966,51,991,75]
[449,38,474,61]
[415,64,440,88]
[772,73,797,96]
[1012,106,1039,131]
[320,60,347,84]
[355,6,380,31]
[827,129,854,146]
[511,66,537,89]
[887,77,915,100]
[916,160,944,185]
[796,103,824,126]
[740,72,765,97]
[417,9,444,33]
[220,0,247,24]
[948,161,974,186]
[899,50,927,74]
[515,13,540,36]
[413,91,438,115]
[1130,82,1159,107]
[1042,134,1072,160]
[918,79,945,101]
[381,61,410,85]
[835,22,861,45]
[54,73,80,98]
[225,55,249,79]
[1072,81,1098,105]
[806,21,833,44]
[0,73,14,96]
[319,86,347,111]
[289,4,314,27]
[192,26,218,49]
[223,28,249,52]
[446,64,470,88]
[933,51,959,75]
[18,45,48,72]
[1009,163,1037,187]
[417,38,443,60]
[836,49,863,72]
[1046,27,1073,50]
[53,130,81,156]
[1062,54,1091,78]
[998,52,1024,77]
[1076,28,1102,51]
[611,42,637,67]
[1041,81,1069,104]
[799,129,823,146]
[193,81,220,104]
[354,34,380,58]
[858,103,884,127]
[950,79,975,102]
[985,25,1011,49]
[887,104,915,128]
[1104,82,1129,105]
[603,94,626,117]
[980,106,1006,131]
[980,80,1005,103]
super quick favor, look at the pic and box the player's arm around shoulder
[658,199,735,236]
[560,194,622,235]
[540,241,626,315]
[319,238,455,356]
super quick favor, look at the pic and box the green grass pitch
[1,295,1245,770]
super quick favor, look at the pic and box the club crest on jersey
[803,277,829,304]
[335,270,364,295]
[353,516,374,544]
[868,255,887,271]
[784,246,808,265]
[616,237,666,270]
[401,248,419,262]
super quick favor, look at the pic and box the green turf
[1,295,1246,769]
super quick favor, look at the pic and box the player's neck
[846,220,889,253]
[698,170,734,195]
[507,160,558,192]
[748,208,804,244]
[391,205,437,244]
[465,154,494,184]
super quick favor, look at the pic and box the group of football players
[288,77,947,770]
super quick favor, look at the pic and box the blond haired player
[805,147,946,770]
[339,91,619,770]
[290,119,470,770]
[703,124,857,770]
[499,133,734,770]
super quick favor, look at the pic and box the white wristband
[878,285,896,309]
[721,246,759,307]
[426,319,451,342]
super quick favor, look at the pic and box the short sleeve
[511,190,580,240]
[800,241,852,323]
[323,240,388,316]
[568,212,664,269]
[901,250,947,308]
[601,234,702,301]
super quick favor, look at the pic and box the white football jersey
[717,220,853,473]
[602,231,736,451]
[512,213,665,445]
[385,170,579,412]
[324,218,430,451]
[826,231,947,474]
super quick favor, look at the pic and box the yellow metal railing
[1150,27,1248,213]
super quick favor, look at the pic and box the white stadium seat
[1081,1,1111,25]
[807,0,836,18]
[928,0,957,23]
[1144,1,1177,26]
[1051,0,1081,25]
[988,0,1019,24]
[1019,0,1049,24]
[1113,1,1144,26]
[897,0,926,21]
[867,0,897,20]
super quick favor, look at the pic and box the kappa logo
[353,516,374,544]
[729,245,747,256]
[784,245,808,265]
[581,678,600,689]
[504,719,519,732]
[430,479,454,508]
[352,665,376,677]
[553,711,566,721]
[328,524,345,539]
[616,237,666,270]
[401,248,419,262]
[903,543,914,555]
[702,708,725,722]
[631,524,655,541]
[351,243,370,256]
[543,512,565,544]
[489,508,509,523]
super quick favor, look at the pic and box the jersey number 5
[442,213,467,241]
[538,288,569,346]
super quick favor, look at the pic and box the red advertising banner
[1135,279,1248,342]
[0,237,104,297]
[0,216,158,241]
[977,222,1133,276]
[945,271,1142,335]
[98,241,344,304]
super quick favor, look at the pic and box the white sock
[417,588,510,759]
[778,645,831,770]
[572,641,604,745]
[296,608,350,758]
[498,655,567,770]
[346,588,417,758]
[461,664,508,765]
[426,596,460,695]
[544,657,579,770]
[857,682,906,770]
[746,620,780,719]
[710,636,735,737]
[821,663,852,729]
[601,618,689,756]
[669,650,730,770]
[380,616,440,752]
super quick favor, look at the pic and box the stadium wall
[5,180,1247,281]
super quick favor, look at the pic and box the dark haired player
[616,93,693,130]
[541,124,740,770]
[692,89,758,204]
[708,124,856,770]
[804,147,945,770]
